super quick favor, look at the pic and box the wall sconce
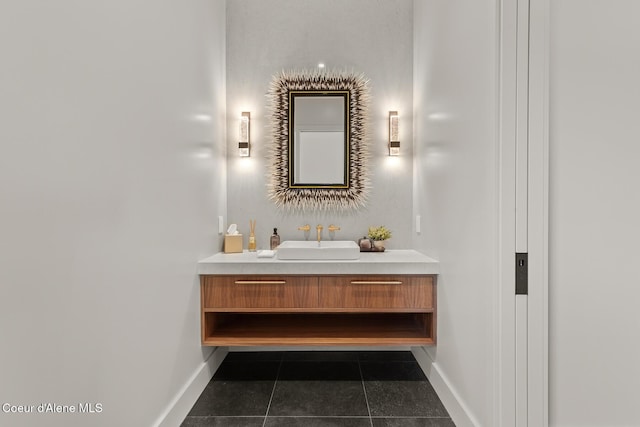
[388,111,400,156]
[239,112,250,157]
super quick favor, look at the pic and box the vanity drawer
[201,275,318,310]
[318,275,434,310]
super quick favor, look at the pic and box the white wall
[413,1,500,426]
[548,1,640,425]
[225,0,414,248]
[0,1,226,426]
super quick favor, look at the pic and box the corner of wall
[412,347,479,427]
[153,347,228,427]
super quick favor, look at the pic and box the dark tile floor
[182,351,455,427]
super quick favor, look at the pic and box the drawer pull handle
[350,281,403,285]
[234,280,286,285]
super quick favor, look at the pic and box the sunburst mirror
[267,69,370,212]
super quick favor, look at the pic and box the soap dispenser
[270,228,280,250]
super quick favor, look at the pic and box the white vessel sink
[277,240,360,260]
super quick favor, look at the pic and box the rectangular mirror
[289,91,349,188]
[267,70,370,212]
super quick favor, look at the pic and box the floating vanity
[198,250,439,346]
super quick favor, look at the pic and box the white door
[505,0,550,425]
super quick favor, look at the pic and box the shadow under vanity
[198,250,438,346]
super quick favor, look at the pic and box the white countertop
[197,249,439,275]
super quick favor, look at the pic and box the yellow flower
[367,226,392,241]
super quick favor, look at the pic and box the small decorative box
[224,234,243,253]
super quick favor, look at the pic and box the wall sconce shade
[389,111,399,156]
[239,112,250,157]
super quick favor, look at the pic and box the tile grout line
[184,352,454,425]
[357,357,374,427]
[261,355,284,427]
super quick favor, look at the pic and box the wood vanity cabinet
[200,274,436,346]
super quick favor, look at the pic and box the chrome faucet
[316,224,323,243]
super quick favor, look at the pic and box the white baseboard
[153,346,229,427]
[412,346,479,427]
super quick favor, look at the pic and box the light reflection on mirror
[295,131,344,183]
